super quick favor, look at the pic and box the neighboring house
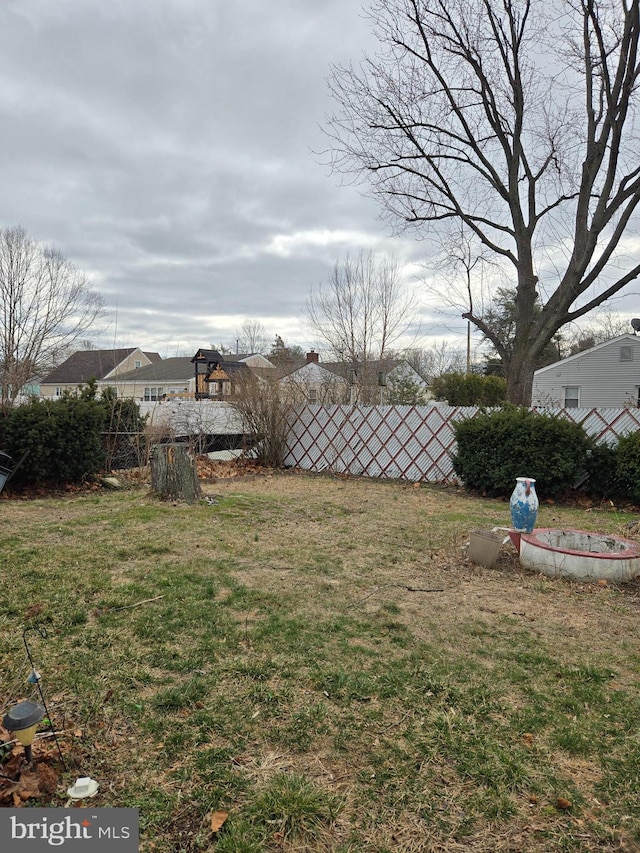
[100,351,259,402]
[98,357,196,401]
[279,358,348,404]
[532,334,640,407]
[279,352,431,404]
[224,353,276,370]
[39,348,161,399]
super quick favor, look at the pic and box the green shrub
[614,431,640,504]
[452,406,590,497]
[431,373,507,406]
[584,441,620,500]
[2,396,106,485]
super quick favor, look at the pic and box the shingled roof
[41,349,161,384]
[114,358,194,383]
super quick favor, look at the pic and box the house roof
[533,334,640,376]
[322,358,429,383]
[111,358,194,383]
[113,357,250,384]
[223,353,255,362]
[191,349,224,363]
[280,361,347,383]
[215,361,249,378]
[41,348,161,384]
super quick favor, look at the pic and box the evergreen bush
[452,406,590,497]
[431,373,507,406]
[2,395,106,485]
[584,441,620,500]
[614,431,640,504]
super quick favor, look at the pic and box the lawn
[1,469,639,852]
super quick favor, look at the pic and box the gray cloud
[1,0,423,355]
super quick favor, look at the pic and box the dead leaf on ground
[210,810,229,833]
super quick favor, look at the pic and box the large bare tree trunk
[326,0,640,404]
[150,443,202,503]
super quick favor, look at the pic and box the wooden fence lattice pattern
[284,405,640,483]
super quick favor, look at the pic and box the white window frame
[564,386,580,408]
[144,386,164,401]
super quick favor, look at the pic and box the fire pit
[518,528,640,582]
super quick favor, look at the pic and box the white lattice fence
[284,405,640,483]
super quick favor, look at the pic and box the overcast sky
[0,0,452,358]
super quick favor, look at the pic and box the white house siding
[103,348,155,379]
[532,335,640,408]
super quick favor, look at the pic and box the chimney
[306,350,319,364]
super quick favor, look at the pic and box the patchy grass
[1,472,640,851]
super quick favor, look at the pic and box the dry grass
[1,469,639,852]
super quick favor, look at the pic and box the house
[223,353,276,370]
[531,334,640,407]
[39,348,161,399]
[279,351,430,404]
[279,357,348,404]
[98,357,196,401]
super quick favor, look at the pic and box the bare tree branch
[0,226,105,412]
[325,0,640,403]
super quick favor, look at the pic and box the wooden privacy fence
[283,405,640,484]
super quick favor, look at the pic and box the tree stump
[150,443,202,503]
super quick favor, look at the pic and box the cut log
[150,443,202,503]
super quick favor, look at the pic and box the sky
[0,0,450,359]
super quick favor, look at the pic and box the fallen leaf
[210,811,229,833]
[556,797,572,810]
[522,733,534,747]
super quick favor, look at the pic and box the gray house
[531,334,640,408]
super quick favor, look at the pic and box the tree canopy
[0,226,104,412]
[326,0,640,404]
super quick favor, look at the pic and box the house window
[55,387,62,397]
[134,360,142,369]
[564,386,580,408]
[308,388,318,403]
[620,346,634,362]
[144,387,164,401]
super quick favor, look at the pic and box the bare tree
[307,250,418,385]
[236,319,269,354]
[405,341,467,378]
[0,226,104,411]
[231,372,295,467]
[326,0,640,405]
[569,309,632,352]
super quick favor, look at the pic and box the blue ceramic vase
[510,477,539,533]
